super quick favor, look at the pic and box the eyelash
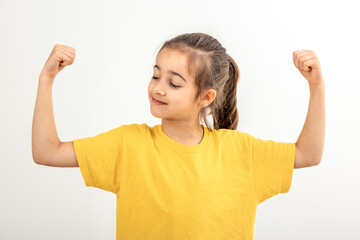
[152,76,180,88]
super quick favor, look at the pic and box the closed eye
[169,82,180,88]
[152,76,180,88]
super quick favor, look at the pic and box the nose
[153,79,166,96]
[156,89,165,96]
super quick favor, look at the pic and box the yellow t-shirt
[73,123,296,240]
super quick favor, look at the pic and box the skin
[148,47,216,145]
[293,50,325,168]
[148,47,326,169]
[32,44,324,169]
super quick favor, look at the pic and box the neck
[161,118,204,145]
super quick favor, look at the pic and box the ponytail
[212,54,240,130]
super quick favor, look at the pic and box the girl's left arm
[292,50,325,168]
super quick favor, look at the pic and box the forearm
[32,75,61,163]
[296,82,326,164]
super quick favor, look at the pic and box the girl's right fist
[40,44,76,80]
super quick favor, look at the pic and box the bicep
[37,141,79,167]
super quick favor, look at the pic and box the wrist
[309,80,325,92]
[39,73,55,87]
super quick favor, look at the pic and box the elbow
[305,148,324,167]
[32,157,41,165]
[32,151,42,165]
[32,147,44,165]
[32,148,38,164]
[316,159,322,166]
[310,156,323,166]
[32,141,40,164]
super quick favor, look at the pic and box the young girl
[32,32,325,240]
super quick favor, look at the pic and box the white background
[1,0,359,239]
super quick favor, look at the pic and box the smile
[152,97,167,105]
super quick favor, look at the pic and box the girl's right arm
[32,44,78,167]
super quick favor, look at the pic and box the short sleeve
[73,126,124,194]
[250,134,296,204]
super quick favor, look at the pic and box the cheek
[147,82,153,96]
[176,92,193,105]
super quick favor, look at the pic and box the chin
[149,107,166,119]
[150,113,163,119]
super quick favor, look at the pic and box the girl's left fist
[293,50,324,87]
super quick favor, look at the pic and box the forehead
[155,48,190,76]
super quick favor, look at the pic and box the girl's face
[148,47,202,121]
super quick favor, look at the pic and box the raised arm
[32,44,78,167]
[292,50,325,168]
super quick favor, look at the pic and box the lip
[152,97,167,105]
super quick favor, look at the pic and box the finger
[303,59,320,72]
[64,46,76,59]
[59,54,71,66]
[55,44,76,54]
[296,52,310,69]
[54,45,75,63]
[299,55,315,71]
[293,50,315,68]
[293,52,299,69]
[67,51,75,65]
[57,48,75,65]
[303,59,320,71]
[293,50,308,68]
[293,51,299,68]
[55,50,72,67]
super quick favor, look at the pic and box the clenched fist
[293,50,324,87]
[40,44,76,83]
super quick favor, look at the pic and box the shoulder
[211,128,251,139]
[115,123,152,138]
[210,128,254,148]
[119,123,150,132]
[103,123,152,149]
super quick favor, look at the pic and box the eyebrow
[153,65,187,82]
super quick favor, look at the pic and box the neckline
[154,124,209,153]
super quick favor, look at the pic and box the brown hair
[157,32,240,130]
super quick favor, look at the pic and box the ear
[202,89,216,108]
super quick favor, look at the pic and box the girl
[32,32,325,240]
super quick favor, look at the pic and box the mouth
[152,97,167,105]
